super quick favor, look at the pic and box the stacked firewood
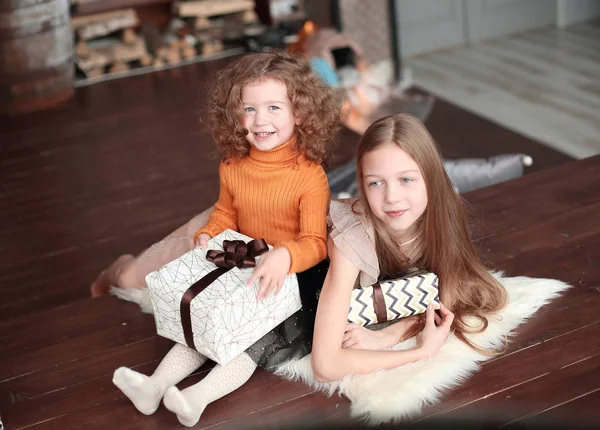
[72,9,152,77]
[173,0,260,56]
[71,1,266,81]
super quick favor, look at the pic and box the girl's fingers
[263,278,278,300]
[438,302,451,316]
[442,311,455,328]
[256,276,270,299]
[248,275,259,288]
[438,303,455,326]
[247,266,264,287]
[266,279,277,298]
[345,323,360,331]
[343,330,358,345]
[265,279,275,298]
[342,339,356,349]
[424,304,435,326]
[274,279,283,296]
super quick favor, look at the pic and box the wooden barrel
[0,0,74,115]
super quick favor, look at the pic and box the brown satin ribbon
[180,238,268,350]
[371,282,388,324]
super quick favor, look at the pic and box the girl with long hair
[311,113,506,381]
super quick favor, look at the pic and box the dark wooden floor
[1,56,589,430]
[0,56,571,322]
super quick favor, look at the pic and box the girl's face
[362,142,428,242]
[242,79,300,152]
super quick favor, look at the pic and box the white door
[394,0,467,57]
[464,0,557,42]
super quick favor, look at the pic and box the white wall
[557,0,600,28]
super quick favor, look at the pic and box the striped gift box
[347,272,440,326]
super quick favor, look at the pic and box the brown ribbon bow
[180,239,269,350]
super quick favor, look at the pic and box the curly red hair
[207,51,341,165]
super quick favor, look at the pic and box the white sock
[113,343,207,415]
[163,352,257,427]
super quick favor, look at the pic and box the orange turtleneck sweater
[194,137,330,274]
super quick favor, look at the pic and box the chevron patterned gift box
[347,272,440,326]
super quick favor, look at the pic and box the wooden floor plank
[419,322,600,420]
[519,387,600,427]
[3,361,159,429]
[476,202,600,263]
[495,286,600,350]
[207,391,353,430]
[490,233,600,291]
[0,339,169,411]
[0,297,155,354]
[15,369,318,430]
[437,353,600,426]
[464,158,600,238]
[2,305,156,381]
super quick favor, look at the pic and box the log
[71,9,139,41]
[76,40,90,58]
[109,61,129,74]
[176,0,254,18]
[76,37,147,71]
[87,67,104,78]
[181,45,196,59]
[242,10,259,24]
[140,54,153,67]
[121,28,138,45]
[164,48,181,64]
[195,16,213,30]
[164,33,180,50]
[201,39,224,56]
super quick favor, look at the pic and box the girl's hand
[417,303,454,357]
[196,233,211,249]
[247,247,292,300]
[342,323,395,350]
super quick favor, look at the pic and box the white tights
[113,343,257,427]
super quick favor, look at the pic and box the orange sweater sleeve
[279,165,330,273]
[193,161,238,243]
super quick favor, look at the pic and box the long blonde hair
[356,114,507,353]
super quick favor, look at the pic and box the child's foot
[163,386,205,427]
[112,366,163,415]
[91,254,134,297]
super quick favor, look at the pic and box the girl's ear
[295,115,303,126]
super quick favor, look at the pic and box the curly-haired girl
[102,51,341,427]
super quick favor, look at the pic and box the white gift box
[146,229,302,366]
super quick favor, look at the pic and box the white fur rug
[111,272,570,424]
